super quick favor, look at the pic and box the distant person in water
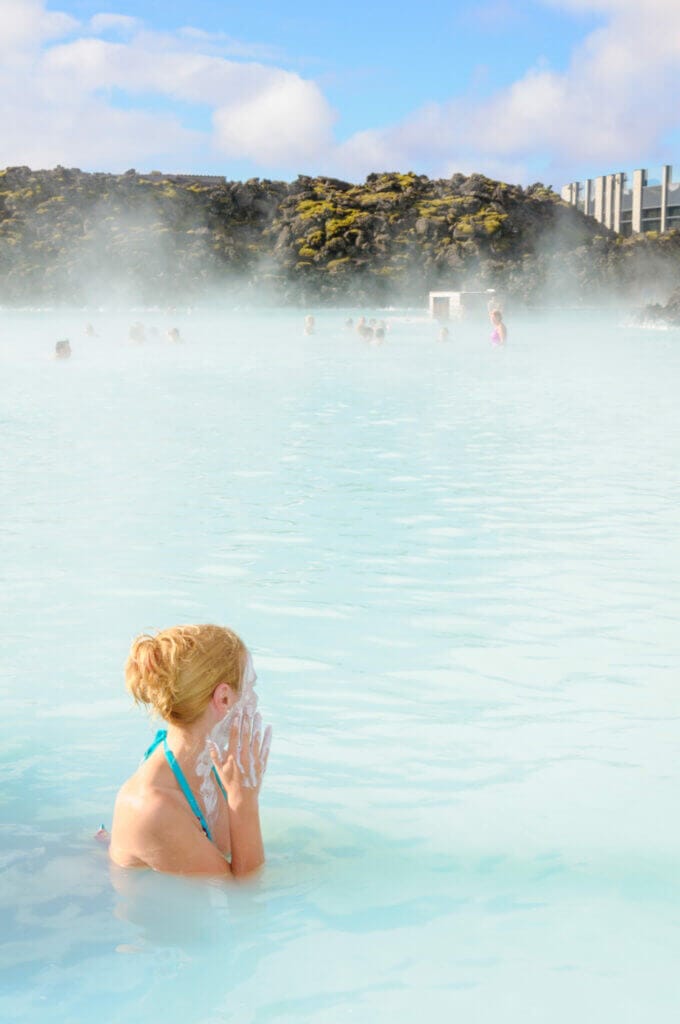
[373,326,385,344]
[55,339,71,359]
[84,323,97,338]
[345,318,354,330]
[304,315,315,336]
[166,327,182,344]
[489,309,507,346]
[438,326,449,342]
[128,322,146,345]
[109,624,272,876]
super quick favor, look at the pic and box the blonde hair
[125,624,246,725]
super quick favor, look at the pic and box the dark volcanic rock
[2,164,678,307]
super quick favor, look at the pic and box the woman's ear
[212,682,237,712]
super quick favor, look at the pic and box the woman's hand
[209,711,272,807]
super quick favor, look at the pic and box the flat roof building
[561,166,679,235]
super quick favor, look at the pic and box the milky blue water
[1,308,679,1023]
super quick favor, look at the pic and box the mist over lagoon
[2,302,679,1021]
[4,0,680,1017]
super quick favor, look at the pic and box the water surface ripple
[1,309,679,1022]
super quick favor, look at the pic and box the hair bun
[124,624,246,725]
[125,633,178,720]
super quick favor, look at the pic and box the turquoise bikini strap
[143,729,167,760]
[143,730,227,837]
[162,735,213,842]
[212,765,229,802]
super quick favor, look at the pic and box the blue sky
[2,1,679,187]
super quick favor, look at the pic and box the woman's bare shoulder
[110,769,184,863]
[110,774,230,876]
[114,768,182,829]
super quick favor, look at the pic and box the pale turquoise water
[1,308,679,1023]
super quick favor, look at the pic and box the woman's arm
[120,791,233,876]
[210,711,271,877]
[227,791,264,876]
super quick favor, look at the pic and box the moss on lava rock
[2,165,679,306]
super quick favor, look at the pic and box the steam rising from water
[1,305,679,1023]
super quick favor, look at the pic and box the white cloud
[1,0,680,182]
[213,75,335,163]
[0,0,77,55]
[178,26,282,61]
[0,1,335,172]
[333,0,680,183]
[89,13,140,36]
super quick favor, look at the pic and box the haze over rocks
[1,165,678,307]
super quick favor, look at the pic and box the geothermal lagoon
[1,307,679,1022]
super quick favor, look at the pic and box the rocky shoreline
[638,284,680,325]
[1,165,680,307]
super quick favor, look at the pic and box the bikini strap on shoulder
[143,729,168,760]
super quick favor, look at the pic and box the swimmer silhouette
[128,322,146,345]
[489,308,507,346]
[109,625,271,877]
[55,339,71,359]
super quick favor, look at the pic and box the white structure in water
[561,165,680,235]
[429,289,496,320]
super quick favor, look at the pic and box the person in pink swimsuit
[489,308,507,346]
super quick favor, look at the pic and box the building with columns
[560,166,679,235]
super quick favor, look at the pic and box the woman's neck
[164,718,212,762]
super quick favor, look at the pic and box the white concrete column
[632,169,646,234]
[660,164,672,233]
[583,178,592,217]
[613,172,624,233]
[594,176,605,223]
[604,174,614,228]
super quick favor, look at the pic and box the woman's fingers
[249,712,262,785]
[218,709,271,788]
[261,725,272,773]
[227,712,241,761]
[209,744,236,785]
[238,711,252,775]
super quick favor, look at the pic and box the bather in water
[489,308,507,346]
[54,339,71,359]
[109,624,272,877]
[128,322,146,345]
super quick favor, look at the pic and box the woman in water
[489,308,507,346]
[109,624,271,877]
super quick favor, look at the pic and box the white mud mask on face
[195,651,267,831]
